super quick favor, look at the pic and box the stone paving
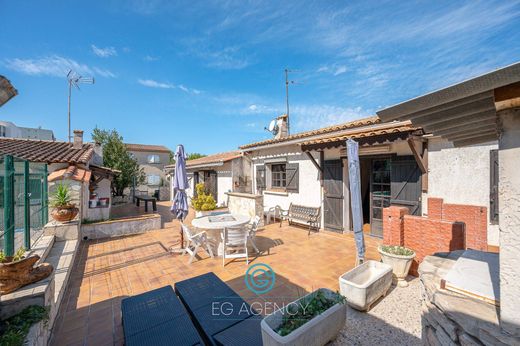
[50,201,383,346]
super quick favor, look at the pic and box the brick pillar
[383,206,408,246]
[428,197,443,220]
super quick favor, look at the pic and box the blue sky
[1,1,519,154]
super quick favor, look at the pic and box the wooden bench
[282,203,321,235]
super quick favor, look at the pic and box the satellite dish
[268,119,279,134]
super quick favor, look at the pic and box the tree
[187,153,206,161]
[92,128,145,196]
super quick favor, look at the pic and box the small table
[134,195,157,212]
[191,213,250,256]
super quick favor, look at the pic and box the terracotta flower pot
[378,245,416,287]
[51,205,79,222]
[0,255,53,294]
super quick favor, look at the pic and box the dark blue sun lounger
[175,272,263,346]
[122,285,204,346]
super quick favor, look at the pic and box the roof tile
[0,138,94,164]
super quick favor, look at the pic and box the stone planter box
[261,288,346,346]
[339,260,392,311]
[378,245,415,287]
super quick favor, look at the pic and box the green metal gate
[0,155,48,256]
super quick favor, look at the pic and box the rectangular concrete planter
[261,288,346,346]
[339,260,392,311]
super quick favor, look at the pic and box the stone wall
[226,192,263,226]
[419,252,520,345]
[81,214,161,239]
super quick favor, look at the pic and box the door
[370,158,391,237]
[193,172,200,197]
[390,156,422,216]
[204,170,218,202]
[323,160,343,232]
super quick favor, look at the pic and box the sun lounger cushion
[122,285,203,346]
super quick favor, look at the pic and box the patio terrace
[50,201,382,346]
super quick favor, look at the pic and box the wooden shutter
[286,163,299,192]
[256,165,266,192]
[490,149,499,224]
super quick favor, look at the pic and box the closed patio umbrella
[347,139,365,263]
[170,144,189,249]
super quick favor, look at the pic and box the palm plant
[50,183,73,208]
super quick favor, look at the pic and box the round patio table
[191,213,251,256]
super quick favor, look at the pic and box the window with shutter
[490,149,499,224]
[256,165,266,193]
[285,163,299,192]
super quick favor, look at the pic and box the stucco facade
[127,147,170,199]
[425,137,499,246]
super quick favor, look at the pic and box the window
[147,154,160,164]
[0,126,5,137]
[147,175,161,186]
[271,164,287,188]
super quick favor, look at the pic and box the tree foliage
[92,128,145,196]
[187,153,206,161]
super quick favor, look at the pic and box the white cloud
[137,79,201,94]
[91,45,117,58]
[248,104,258,111]
[138,79,175,89]
[205,46,250,70]
[291,104,372,132]
[3,55,115,78]
[333,65,347,76]
[143,55,159,61]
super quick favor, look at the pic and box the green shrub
[380,245,414,256]
[0,247,25,264]
[276,290,345,336]
[0,305,48,346]
[191,183,217,211]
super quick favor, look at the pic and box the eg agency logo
[245,263,276,294]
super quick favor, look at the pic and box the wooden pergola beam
[407,137,428,192]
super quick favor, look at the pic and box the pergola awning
[376,62,520,147]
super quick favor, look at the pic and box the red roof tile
[0,137,94,164]
[125,143,171,153]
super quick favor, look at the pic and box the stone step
[44,239,79,325]
[28,234,55,265]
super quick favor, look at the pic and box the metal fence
[0,155,48,256]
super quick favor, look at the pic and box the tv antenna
[67,70,94,142]
[285,68,301,135]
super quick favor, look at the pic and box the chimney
[73,130,83,149]
[274,114,289,139]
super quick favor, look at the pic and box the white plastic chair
[221,225,249,266]
[247,215,261,253]
[181,224,214,264]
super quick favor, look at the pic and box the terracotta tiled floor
[50,201,381,346]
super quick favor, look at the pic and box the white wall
[425,137,499,246]
[216,169,232,207]
[250,144,323,224]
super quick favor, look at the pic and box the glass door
[370,159,391,237]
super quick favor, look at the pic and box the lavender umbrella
[170,144,189,247]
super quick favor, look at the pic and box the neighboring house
[165,150,249,207]
[239,114,500,247]
[0,120,55,141]
[0,130,116,223]
[125,143,171,199]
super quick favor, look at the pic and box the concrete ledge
[44,220,80,240]
[81,214,161,239]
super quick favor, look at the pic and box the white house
[167,151,250,207]
[239,114,500,247]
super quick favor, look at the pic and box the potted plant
[0,247,53,295]
[50,183,79,222]
[191,183,217,218]
[378,245,416,287]
[261,288,346,346]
